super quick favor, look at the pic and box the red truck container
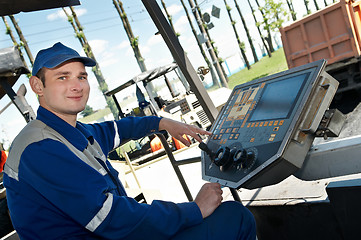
[280,0,361,96]
[281,0,361,68]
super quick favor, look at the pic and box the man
[3,42,256,239]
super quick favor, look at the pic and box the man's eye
[58,76,66,80]
[79,76,87,80]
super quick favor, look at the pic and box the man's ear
[29,76,44,96]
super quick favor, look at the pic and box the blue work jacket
[3,107,202,239]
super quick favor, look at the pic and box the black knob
[244,149,255,168]
[214,146,231,167]
[233,149,247,167]
[246,150,255,162]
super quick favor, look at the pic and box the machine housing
[202,59,339,189]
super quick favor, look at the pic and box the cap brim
[43,55,96,69]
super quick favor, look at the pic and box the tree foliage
[81,105,94,117]
[258,0,289,31]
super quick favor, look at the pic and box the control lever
[199,142,214,159]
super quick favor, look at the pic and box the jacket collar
[36,106,93,151]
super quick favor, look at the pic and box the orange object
[150,136,163,152]
[172,135,191,150]
[280,0,361,68]
[0,150,7,172]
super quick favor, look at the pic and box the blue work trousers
[172,201,256,240]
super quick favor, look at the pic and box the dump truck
[280,0,361,112]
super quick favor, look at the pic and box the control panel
[201,60,339,189]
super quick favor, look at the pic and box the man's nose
[70,78,83,91]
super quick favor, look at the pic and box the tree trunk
[224,0,251,69]
[304,0,311,14]
[63,7,118,119]
[234,0,258,63]
[193,0,230,83]
[2,16,30,72]
[285,0,297,21]
[187,0,228,88]
[179,0,220,88]
[254,0,274,52]
[160,0,177,35]
[8,15,34,66]
[113,0,147,73]
[246,0,271,57]
[313,0,320,11]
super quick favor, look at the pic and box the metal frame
[141,0,218,123]
[141,0,242,202]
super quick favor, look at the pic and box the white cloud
[116,40,130,50]
[167,4,183,16]
[160,4,182,23]
[87,76,108,110]
[174,15,188,33]
[140,45,150,55]
[89,39,108,55]
[47,8,87,21]
[147,35,163,46]
[125,47,134,57]
[87,39,121,68]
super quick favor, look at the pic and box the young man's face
[35,60,90,120]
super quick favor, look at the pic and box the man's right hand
[194,182,223,218]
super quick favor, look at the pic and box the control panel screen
[249,73,309,122]
[201,60,334,189]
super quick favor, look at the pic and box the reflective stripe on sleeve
[113,121,120,149]
[85,193,114,232]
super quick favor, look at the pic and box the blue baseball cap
[32,42,96,76]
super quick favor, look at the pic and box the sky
[0,0,328,148]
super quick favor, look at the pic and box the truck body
[280,0,361,96]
